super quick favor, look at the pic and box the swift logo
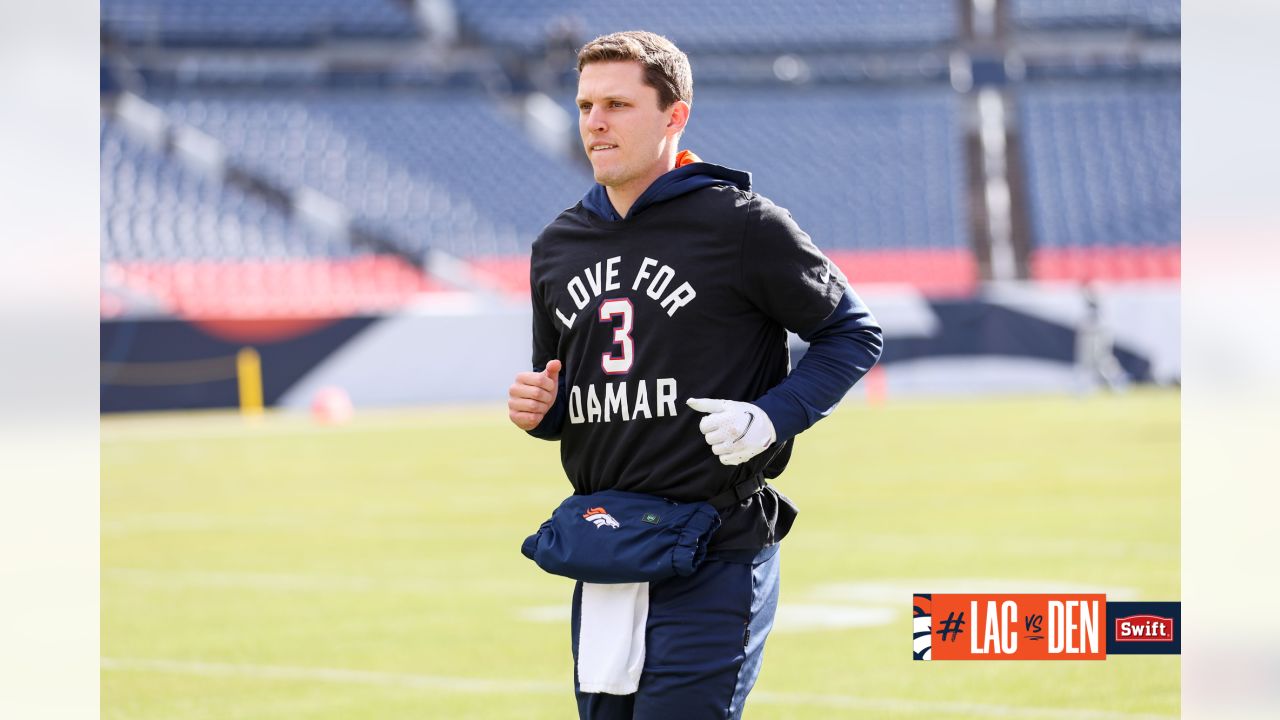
[582,507,621,529]
[1105,601,1180,655]
[1115,615,1174,642]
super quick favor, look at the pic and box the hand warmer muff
[521,489,723,584]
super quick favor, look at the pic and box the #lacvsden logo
[913,594,1180,660]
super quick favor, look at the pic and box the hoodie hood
[581,150,752,222]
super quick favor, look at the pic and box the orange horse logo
[582,507,621,529]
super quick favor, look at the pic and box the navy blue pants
[571,544,781,720]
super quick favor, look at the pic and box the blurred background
[99,2,1181,719]
[99,0,1180,412]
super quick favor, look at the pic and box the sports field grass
[102,389,1179,719]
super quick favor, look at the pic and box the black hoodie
[526,157,879,552]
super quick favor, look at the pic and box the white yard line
[752,691,1177,719]
[100,657,562,694]
[808,579,1142,603]
[101,406,503,443]
[861,533,1178,559]
[101,513,306,535]
[102,513,455,541]
[102,568,439,594]
[101,657,1176,719]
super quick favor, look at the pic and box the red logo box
[1114,614,1174,642]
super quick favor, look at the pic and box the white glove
[686,397,776,466]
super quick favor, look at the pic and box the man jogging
[508,30,883,719]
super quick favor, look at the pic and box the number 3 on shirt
[598,298,634,374]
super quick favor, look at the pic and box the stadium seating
[101,117,346,262]
[452,0,960,51]
[468,86,974,296]
[152,86,967,253]
[105,257,443,318]
[101,116,441,317]
[154,92,592,258]
[684,86,969,255]
[97,1,1180,313]
[1029,246,1179,282]
[100,0,419,47]
[1016,80,1179,280]
[138,83,971,293]
[1009,0,1181,33]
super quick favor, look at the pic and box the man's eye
[611,101,626,108]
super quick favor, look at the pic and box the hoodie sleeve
[740,196,845,335]
[740,195,884,441]
[752,288,883,443]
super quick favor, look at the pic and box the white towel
[577,581,649,694]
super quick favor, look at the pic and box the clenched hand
[509,359,562,431]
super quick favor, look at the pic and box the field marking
[102,512,471,540]
[751,691,1177,719]
[101,657,1175,719]
[520,603,898,632]
[102,513,307,535]
[773,604,896,631]
[103,568,440,595]
[100,657,562,694]
[809,579,1140,603]
[101,406,505,443]
[861,533,1178,560]
[102,515,448,540]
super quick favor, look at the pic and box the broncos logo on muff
[582,507,621,529]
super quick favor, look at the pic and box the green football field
[102,389,1179,719]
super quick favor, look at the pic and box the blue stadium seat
[680,86,968,252]
[100,0,419,47]
[1016,81,1179,250]
[1010,0,1180,33]
[97,0,1181,299]
[155,92,592,258]
[101,116,350,261]
[452,0,959,52]
[153,86,965,259]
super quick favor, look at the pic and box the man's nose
[586,107,607,133]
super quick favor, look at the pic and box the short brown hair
[576,31,692,109]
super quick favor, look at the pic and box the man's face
[576,61,682,191]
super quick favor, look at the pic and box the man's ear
[666,100,690,135]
